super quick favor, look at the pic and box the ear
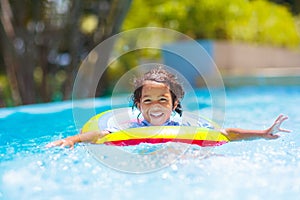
[173,100,179,110]
[136,102,141,110]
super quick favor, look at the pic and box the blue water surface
[1,86,300,200]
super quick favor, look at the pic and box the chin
[150,121,165,126]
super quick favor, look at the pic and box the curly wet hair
[132,65,185,116]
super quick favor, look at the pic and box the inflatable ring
[81,108,229,147]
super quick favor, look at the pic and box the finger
[265,134,279,139]
[46,140,62,148]
[45,143,53,148]
[275,114,284,122]
[60,140,69,148]
[279,116,288,123]
[61,140,74,149]
[277,115,288,123]
[279,128,291,133]
[61,143,69,148]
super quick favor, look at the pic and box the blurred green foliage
[104,0,300,93]
[122,0,300,48]
[1,0,299,106]
[102,0,300,95]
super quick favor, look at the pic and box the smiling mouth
[150,112,164,118]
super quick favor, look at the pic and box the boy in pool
[46,66,290,149]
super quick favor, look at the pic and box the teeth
[150,113,163,117]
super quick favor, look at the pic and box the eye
[142,99,151,104]
[159,97,168,102]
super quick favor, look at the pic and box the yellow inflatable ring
[81,108,229,147]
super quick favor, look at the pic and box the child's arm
[46,130,109,149]
[221,115,290,141]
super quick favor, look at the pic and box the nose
[150,103,162,110]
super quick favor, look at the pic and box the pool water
[1,86,300,200]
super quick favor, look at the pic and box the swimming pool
[1,86,300,200]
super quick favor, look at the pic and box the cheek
[138,103,148,112]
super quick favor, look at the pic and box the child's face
[137,81,178,126]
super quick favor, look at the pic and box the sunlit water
[1,86,300,200]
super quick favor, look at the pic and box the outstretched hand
[264,114,290,139]
[46,138,76,149]
[46,130,109,149]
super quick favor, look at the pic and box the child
[46,66,290,149]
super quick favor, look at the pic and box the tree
[0,0,132,107]
[122,0,300,48]
[270,0,300,14]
